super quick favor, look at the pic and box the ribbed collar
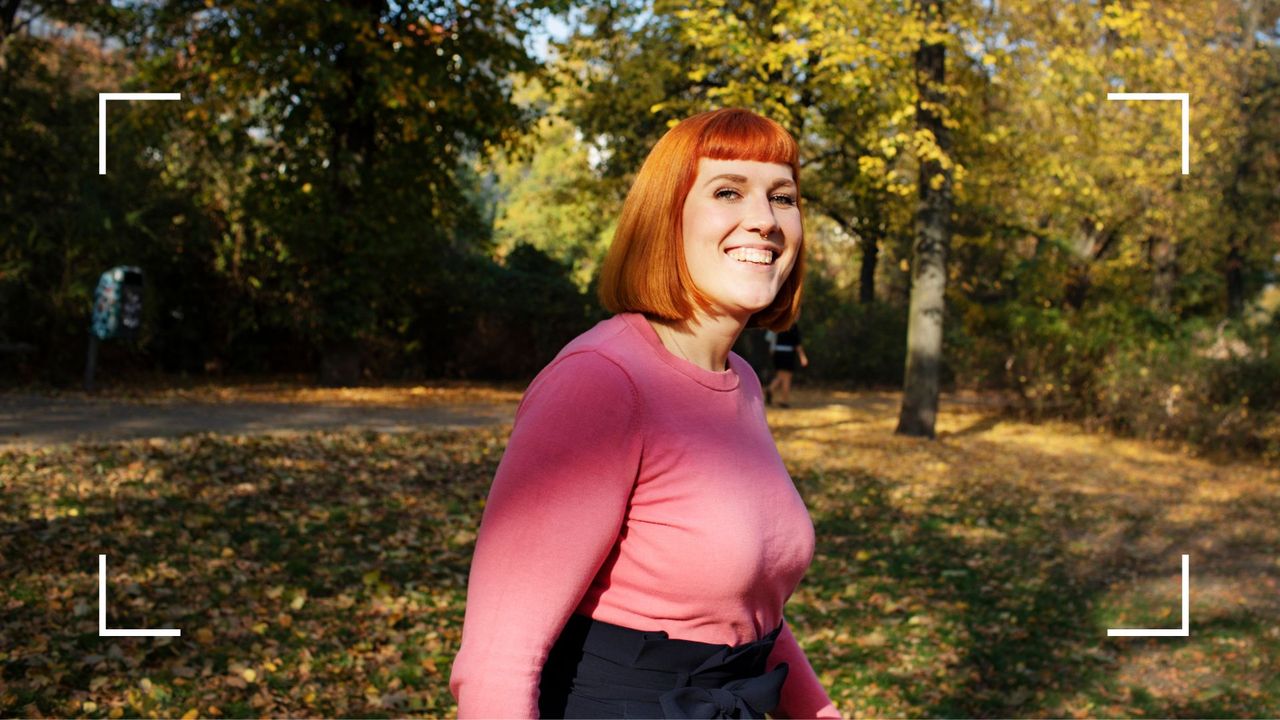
[620,313,741,392]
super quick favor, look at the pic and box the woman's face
[680,158,802,320]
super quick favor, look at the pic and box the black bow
[657,663,789,718]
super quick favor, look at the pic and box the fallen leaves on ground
[1,388,1277,717]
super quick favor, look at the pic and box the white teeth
[727,247,775,265]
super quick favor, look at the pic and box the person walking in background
[767,323,808,408]
[449,108,841,718]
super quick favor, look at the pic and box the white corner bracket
[1107,553,1190,637]
[1105,92,1190,175]
[97,92,182,175]
[98,554,181,637]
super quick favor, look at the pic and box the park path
[0,393,517,447]
[1,386,1004,448]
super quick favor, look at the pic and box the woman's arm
[797,345,809,368]
[448,351,644,718]
[766,619,842,718]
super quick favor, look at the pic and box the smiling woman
[448,109,841,719]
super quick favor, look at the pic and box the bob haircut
[597,108,804,332]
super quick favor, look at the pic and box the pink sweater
[449,313,841,718]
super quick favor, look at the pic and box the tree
[125,0,566,384]
[895,0,953,438]
[559,0,922,307]
[488,78,616,291]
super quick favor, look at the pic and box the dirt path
[0,393,516,447]
[1,385,1005,448]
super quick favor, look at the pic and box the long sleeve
[449,351,644,718]
[767,620,842,718]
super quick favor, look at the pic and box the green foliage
[0,1,594,384]
[951,291,1280,456]
[801,273,908,385]
[123,0,561,349]
[489,88,617,290]
[1090,321,1280,456]
[420,244,599,380]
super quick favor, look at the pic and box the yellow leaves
[196,627,215,646]
[290,589,307,610]
[1099,1,1149,40]
[858,156,888,178]
[108,707,124,719]
[181,709,200,720]
[83,701,98,713]
[242,668,257,683]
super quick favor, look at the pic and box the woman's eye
[714,188,742,200]
[771,194,797,206]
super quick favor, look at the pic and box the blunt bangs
[695,110,799,172]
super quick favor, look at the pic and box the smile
[725,247,777,265]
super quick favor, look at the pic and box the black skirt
[538,613,789,719]
[772,351,797,373]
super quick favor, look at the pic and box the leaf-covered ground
[2,388,1277,718]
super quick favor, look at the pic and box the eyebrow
[703,173,797,190]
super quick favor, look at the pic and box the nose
[743,193,779,239]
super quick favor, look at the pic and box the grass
[1,387,1277,717]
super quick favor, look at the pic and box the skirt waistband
[539,614,789,719]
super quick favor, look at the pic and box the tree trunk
[319,341,362,387]
[0,0,21,40]
[1225,236,1246,317]
[1148,233,1178,314]
[318,0,384,385]
[1224,0,1261,319]
[859,230,879,304]
[897,0,952,439]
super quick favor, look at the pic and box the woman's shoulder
[547,313,658,377]
[556,314,634,357]
[517,316,646,416]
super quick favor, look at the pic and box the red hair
[597,108,804,331]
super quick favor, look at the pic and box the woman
[767,323,809,408]
[449,108,841,718]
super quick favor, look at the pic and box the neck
[648,310,748,372]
